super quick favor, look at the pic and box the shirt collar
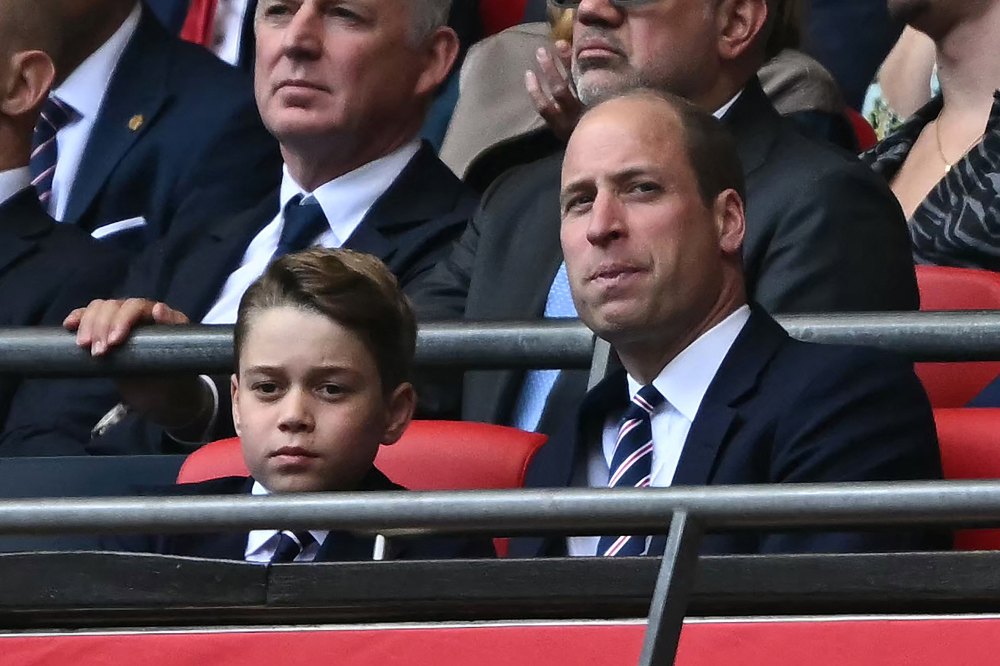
[714,90,743,120]
[626,305,751,422]
[247,480,329,552]
[53,2,142,119]
[278,139,421,239]
[0,167,32,207]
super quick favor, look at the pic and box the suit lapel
[63,12,172,229]
[0,189,54,274]
[313,468,400,562]
[341,143,447,266]
[671,309,787,486]
[722,77,782,180]
[162,192,279,319]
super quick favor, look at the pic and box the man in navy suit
[0,1,128,429]
[510,90,944,558]
[34,0,281,251]
[1,0,475,456]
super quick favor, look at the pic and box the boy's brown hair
[234,248,417,393]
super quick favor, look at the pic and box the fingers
[69,298,188,356]
[526,45,583,142]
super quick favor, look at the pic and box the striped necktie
[31,96,78,208]
[270,530,316,563]
[597,384,665,557]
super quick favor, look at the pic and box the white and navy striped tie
[31,96,77,208]
[597,384,665,557]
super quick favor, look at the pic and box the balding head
[559,89,747,382]
[0,0,60,61]
[0,0,58,167]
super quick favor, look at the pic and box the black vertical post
[638,511,704,666]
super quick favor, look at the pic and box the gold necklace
[934,118,986,173]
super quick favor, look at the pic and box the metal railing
[0,480,999,664]
[4,311,1000,376]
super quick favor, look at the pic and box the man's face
[232,306,401,493]
[571,0,719,105]
[560,99,735,348]
[253,0,432,150]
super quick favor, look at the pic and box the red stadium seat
[845,107,878,152]
[934,407,1000,550]
[914,266,1000,407]
[480,0,528,36]
[175,421,548,556]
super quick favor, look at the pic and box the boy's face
[231,305,414,493]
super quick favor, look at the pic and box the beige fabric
[440,23,551,178]
[759,48,845,116]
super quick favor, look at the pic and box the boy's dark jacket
[105,468,495,561]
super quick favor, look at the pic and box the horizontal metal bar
[1,480,1000,536]
[2,311,1000,376]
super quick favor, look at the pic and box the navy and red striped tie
[31,96,78,208]
[597,384,665,557]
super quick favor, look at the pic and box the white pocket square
[91,216,147,240]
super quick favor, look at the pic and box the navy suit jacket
[105,471,495,560]
[64,7,281,251]
[0,144,477,456]
[0,188,128,428]
[509,309,947,557]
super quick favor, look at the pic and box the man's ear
[715,188,746,255]
[230,374,242,437]
[413,26,460,98]
[716,0,769,62]
[0,50,55,117]
[379,382,417,447]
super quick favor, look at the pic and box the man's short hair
[408,0,452,43]
[0,0,59,58]
[588,88,746,206]
[234,248,417,392]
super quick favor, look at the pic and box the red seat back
[175,421,548,556]
[934,408,1000,549]
[846,107,878,152]
[915,266,1000,407]
[480,0,528,36]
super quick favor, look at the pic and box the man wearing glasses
[411,0,918,438]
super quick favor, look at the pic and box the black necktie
[275,194,329,257]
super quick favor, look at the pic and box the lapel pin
[128,114,144,132]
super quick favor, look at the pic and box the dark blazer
[0,188,128,429]
[0,145,477,456]
[409,77,918,433]
[63,7,281,251]
[509,309,946,557]
[105,471,495,560]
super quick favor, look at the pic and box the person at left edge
[33,0,281,251]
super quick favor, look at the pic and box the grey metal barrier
[4,310,1000,376]
[0,480,1000,664]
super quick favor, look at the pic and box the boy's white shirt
[244,480,329,563]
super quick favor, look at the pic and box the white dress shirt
[244,481,328,563]
[201,139,421,324]
[47,3,141,221]
[567,305,751,557]
[0,167,31,207]
[211,0,251,66]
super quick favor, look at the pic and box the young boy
[108,248,493,562]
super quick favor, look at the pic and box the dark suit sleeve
[760,348,946,553]
[406,169,513,319]
[750,165,919,313]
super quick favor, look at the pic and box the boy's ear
[230,374,242,437]
[379,382,416,446]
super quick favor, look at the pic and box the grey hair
[407,0,452,44]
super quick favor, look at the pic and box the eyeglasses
[548,0,659,9]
